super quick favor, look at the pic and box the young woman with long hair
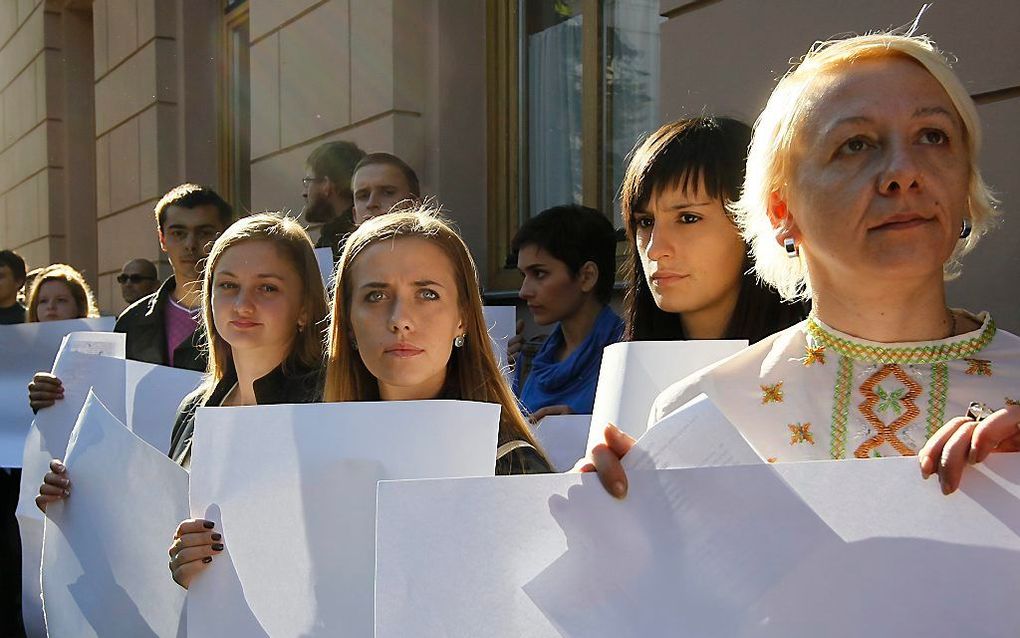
[37,213,330,590]
[323,204,552,475]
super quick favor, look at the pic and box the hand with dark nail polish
[169,518,224,589]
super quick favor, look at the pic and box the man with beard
[302,141,365,258]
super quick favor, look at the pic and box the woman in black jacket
[37,213,329,589]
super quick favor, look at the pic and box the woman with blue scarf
[511,205,624,421]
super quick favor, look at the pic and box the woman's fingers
[174,518,216,538]
[936,419,979,495]
[28,373,64,410]
[604,423,636,458]
[529,404,573,423]
[970,406,1020,464]
[169,521,223,589]
[171,543,224,568]
[918,416,971,479]
[169,531,224,556]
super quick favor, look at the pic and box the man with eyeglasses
[302,141,365,258]
[117,258,161,305]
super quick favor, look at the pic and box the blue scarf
[514,305,624,415]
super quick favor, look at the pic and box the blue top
[513,305,625,416]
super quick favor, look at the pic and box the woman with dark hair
[620,116,804,343]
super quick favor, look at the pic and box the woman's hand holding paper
[919,405,1020,495]
[35,459,71,513]
[28,371,64,411]
[574,424,636,499]
[169,519,225,589]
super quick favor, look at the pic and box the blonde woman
[585,32,1020,497]
[323,205,552,475]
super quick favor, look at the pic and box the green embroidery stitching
[806,316,995,365]
[926,362,949,437]
[830,355,853,459]
[875,385,905,415]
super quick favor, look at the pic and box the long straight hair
[619,117,805,342]
[323,205,548,458]
[199,213,329,400]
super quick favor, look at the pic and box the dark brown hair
[620,116,804,342]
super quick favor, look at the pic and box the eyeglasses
[117,274,157,284]
[302,177,327,187]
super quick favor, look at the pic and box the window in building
[222,0,251,214]
[486,0,662,291]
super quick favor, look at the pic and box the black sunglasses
[117,274,156,284]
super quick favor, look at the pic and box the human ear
[578,261,599,294]
[158,229,168,254]
[768,191,801,247]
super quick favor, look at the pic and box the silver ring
[967,401,993,423]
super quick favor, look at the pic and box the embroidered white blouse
[650,311,1020,462]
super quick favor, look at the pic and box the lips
[385,343,424,358]
[870,213,933,231]
[649,271,688,285]
[229,320,261,329]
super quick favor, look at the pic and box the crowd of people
[1,29,1019,634]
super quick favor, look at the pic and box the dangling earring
[783,237,799,258]
[453,334,466,348]
[297,323,305,334]
[959,218,972,239]
[350,338,359,351]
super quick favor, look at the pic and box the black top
[315,210,356,260]
[495,442,552,475]
[114,275,206,371]
[0,302,25,325]
[168,362,321,464]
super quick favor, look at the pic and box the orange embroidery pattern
[766,457,778,463]
[856,364,921,458]
[762,382,784,404]
[789,422,814,445]
[965,359,993,376]
[803,345,826,366]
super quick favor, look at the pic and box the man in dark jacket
[29,184,233,411]
[114,184,233,370]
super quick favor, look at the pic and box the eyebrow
[217,271,285,281]
[360,280,446,288]
[913,105,955,119]
[167,223,218,231]
[825,106,956,136]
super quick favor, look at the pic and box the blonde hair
[734,32,999,301]
[323,204,548,457]
[26,264,99,321]
[199,213,329,400]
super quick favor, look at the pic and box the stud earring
[453,334,466,348]
[783,237,799,258]
[960,218,972,239]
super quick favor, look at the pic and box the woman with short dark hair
[511,204,624,420]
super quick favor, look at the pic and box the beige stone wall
[659,0,1020,332]
[92,0,219,314]
[92,0,176,313]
